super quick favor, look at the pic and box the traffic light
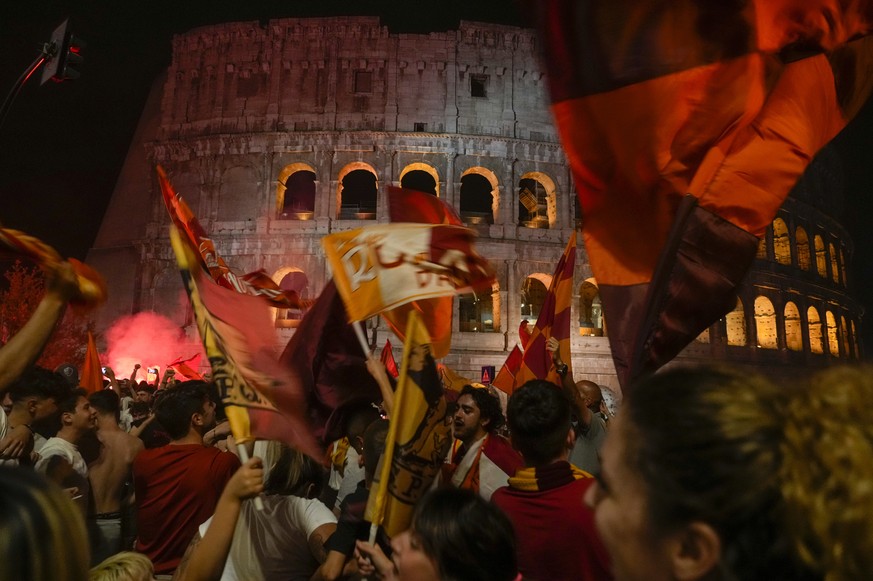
[40,19,84,85]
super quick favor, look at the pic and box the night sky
[2,2,872,354]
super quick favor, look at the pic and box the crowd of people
[2,260,873,581]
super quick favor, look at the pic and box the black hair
[7,367,70,404]
[413,487,517,581]
[57,388,88,416]
[153,381,210,440]
[89,389,120,420]
[459,385,505,433]
[508,379,572,466]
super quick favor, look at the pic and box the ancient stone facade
[88,17,861,394]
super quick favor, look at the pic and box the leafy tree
[0,260,95,370]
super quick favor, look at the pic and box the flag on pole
[518,320,531,349]
[514,233,576,389]
[535,0,873,388]
[382,186,466,358]
[278,280,383,445]
[322,223,495,328]
[491,345,523,395]
[169,227,320,459]
[167,354,203,381]
[380,339,399,379]
[80,331,103,394]
[157,166,306,309]
[365,311,452,537]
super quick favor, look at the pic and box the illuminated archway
[337,162,378,220]
[808,306,823,354]
[784,302,802,351]
[459,281,500,333]
[829,242,840,284]
[517,172,557,229]
[826,311,839,356]
[814,235,827,278]
[276,162,317,219]
[795,226,810,271]
[773,218,791,265]
[521,275,550,320]
[399,163,440,197]
[272,266,309,328]
[754,296,777,349]
[725,298,746,346]
[460,166,499,224]
[578,278,603,337]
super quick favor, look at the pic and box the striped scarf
[507,461,592,492]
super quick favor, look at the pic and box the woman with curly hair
[585,365,873,581]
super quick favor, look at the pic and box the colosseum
[87,16,862,394]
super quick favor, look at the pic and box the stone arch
[272,266,310,328]
[814,235,827,278]
[459,281,500,333]
[725,298,746,346]
[825,310,839,356]
[851,320,858,358]
[795,226,810,271]
[840,247,848,286]
[399,162,440,197]
[808,306,823,354]
[840,315,850,358]
[460,166,499,225]
[276,162,317,219]
[754,296,777,349]
[828,242,840,285]
[521,274,551,320]
[517,172,557,229]
[337,162,378,220]
[784,301,802,351]
[772,218,791,265]
[578,278,603,337]
[756,236,767,259]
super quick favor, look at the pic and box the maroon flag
[388,185,463,226]
[158,166,305,309]
[380,339,399,379]
[279,280,383,445]
[167,354,203,381]
[518,320,531,350]
[536,0,873,388]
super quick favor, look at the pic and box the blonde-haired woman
[585,365,873,581]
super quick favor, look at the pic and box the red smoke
[102,311,205,380]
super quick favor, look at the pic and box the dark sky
[1,2,872,353]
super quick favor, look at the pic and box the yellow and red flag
[80,331,103,394]
[514,233,576,389]
[491,345,523,396]
[322,223,495,332]
[365,311,452,537]
[536,0,873,388]
[169,227,320,459]
[157,166,305,310]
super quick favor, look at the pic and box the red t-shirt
[492,464,612,581]
[133,444,241,574]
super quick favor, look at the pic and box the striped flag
[491,345,523,395]
[80,331,103,394]
[157,166,306,310]
[169,227,320,459]
[365,311,452,537]
[536,0,873,388]
[514,233,576,389]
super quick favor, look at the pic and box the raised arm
[365,357,393,417]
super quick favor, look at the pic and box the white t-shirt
[199,495,336,581]
[0,411,14,467]
[34,437,88,477]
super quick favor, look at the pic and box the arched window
[337,163,378,220]
[784,302,802,351]
[725,298,746,346]
[521,275,550,320]
[517,172,556,229]
[826,311,839,356]
[459,169,496,225]
[829,242,840,284]
[840,247,848,286]
[795,226,810,271]
[578,279,603,337]
[275,269,309,328]
[814,235,827,278]
[574,193,583,230]
[400,163,439,196]
[772,218,791,265]
[851,320,858,358]
[808,306,823,354]
[756,237,767,259]
[459,282,500,333]
[277,164,316,219]
[754,296,777,349]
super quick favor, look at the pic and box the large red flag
[80,331,103,394]
[514,233,576,389]
[157,166,306,310]
[279,280,383,445]
[170,228,320,459]
[167,354,203,381]
[536,0,873,388]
